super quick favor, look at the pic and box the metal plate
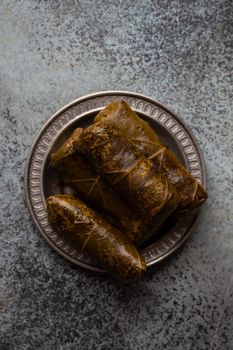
[24,91,206,272]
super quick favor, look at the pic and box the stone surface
[0,1,232,349]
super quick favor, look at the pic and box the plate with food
[24,91,207,281]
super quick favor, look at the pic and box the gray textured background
[0,1,232,349]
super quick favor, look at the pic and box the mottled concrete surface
[0,1,232,349]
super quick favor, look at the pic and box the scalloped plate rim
[24,91,207,272]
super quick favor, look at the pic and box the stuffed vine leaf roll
[94,101,207,212]
[76,123,179,232]
[47,195,146,281]
[51,128,145,244]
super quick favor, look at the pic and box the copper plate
[24,91,206,272]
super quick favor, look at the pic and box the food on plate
[94,101,207,212]
[46,100,207,280]
[51,128,145,244]
[76,123,179,232]
[47,195,146,281]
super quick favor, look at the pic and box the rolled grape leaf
[51,128,145,244]
[76,123,179,233]
[95,101,207,212]
[47,195,146,281]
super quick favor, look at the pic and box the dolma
[47,195,146,281]
[76,123,179,232]
[51,128,145,244]
[94,101,207,212]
